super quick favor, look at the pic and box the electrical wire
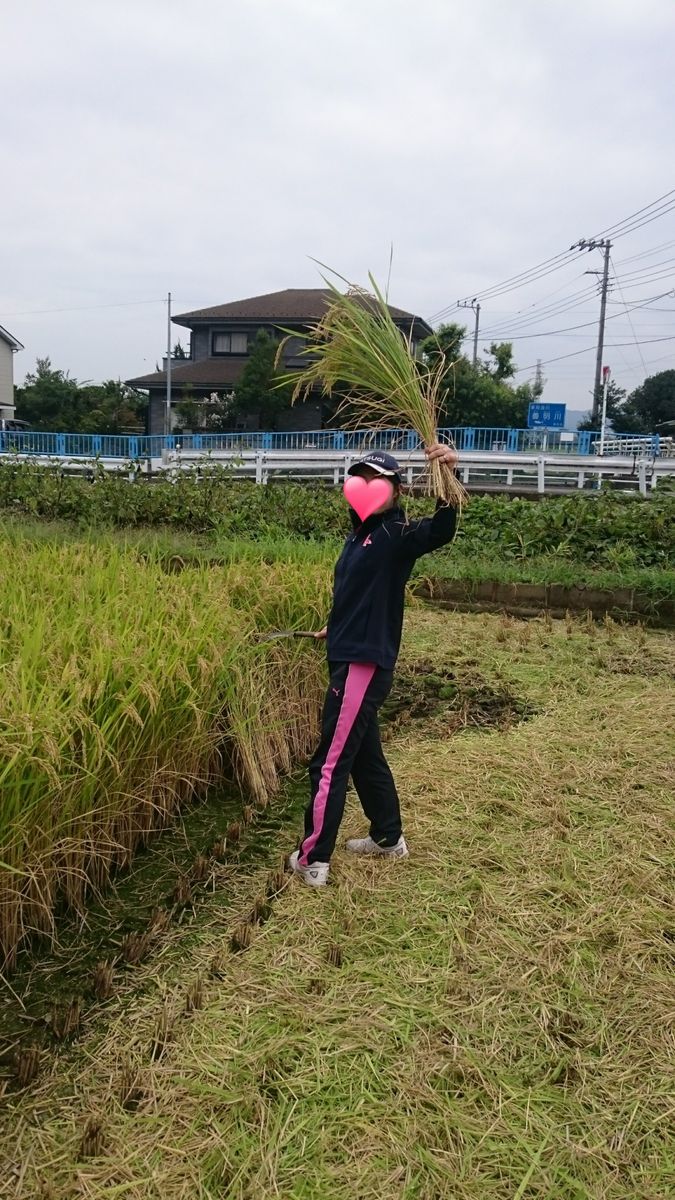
[610,258,648,375]
[436,249,581,318]
[514,332,675,376]
[613,237,675,267]
[613,256,675,281]
[433,186,675,322]
[478,284,601,339]
[0,298,167,318]
[485,291,673,343]
[609,266,675,290]
[476,261,674,340]
[589,187,675,240]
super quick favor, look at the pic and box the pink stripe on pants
[299,662,376,865]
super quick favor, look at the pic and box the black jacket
[326,502,457,669]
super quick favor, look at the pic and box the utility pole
[599,365,610,455]
[458,299,481,366]
[533,359,545,399]
[570,238,611,426]
[165,291,172,437]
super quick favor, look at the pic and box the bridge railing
[0,426,666,459]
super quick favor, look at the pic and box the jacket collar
[351,505,404,536]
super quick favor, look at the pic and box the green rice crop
[0,532,332,968]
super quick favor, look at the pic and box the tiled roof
[126,358,244,389]
[173,288,428,328]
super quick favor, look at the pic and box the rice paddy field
[1,515,674,1199]
[0,526,332,968]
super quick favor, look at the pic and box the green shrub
[0,461,673,568]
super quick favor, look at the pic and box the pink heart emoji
[343,475,393,522]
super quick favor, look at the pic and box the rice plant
[0,531,331,968]
[278,268,467,506]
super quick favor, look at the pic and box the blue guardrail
[0,427,663,459]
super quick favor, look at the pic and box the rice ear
[277,269,467,508]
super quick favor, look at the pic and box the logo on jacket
[362,534,373,547]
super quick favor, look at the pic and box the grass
[2,608,673,1198]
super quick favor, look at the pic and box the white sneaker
[345,835,409,858]
[288,850,330,887]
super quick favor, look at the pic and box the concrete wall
[148,395,178,435]
[0,341,16,418]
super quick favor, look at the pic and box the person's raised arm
[397,443,459,559]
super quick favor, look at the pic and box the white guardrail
[2,448,675,495]
[162,448,675,496]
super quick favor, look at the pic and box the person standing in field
[289,443,459,886]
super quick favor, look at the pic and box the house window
[212,332,248,355]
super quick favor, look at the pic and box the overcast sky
[2,0,674,416]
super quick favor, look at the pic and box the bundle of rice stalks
[278,269,466,508]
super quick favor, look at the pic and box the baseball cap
[347,451,401,481]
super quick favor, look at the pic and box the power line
[0,298,167,318]
[614,237,675,267]
[609,266,675,291]
[613,255,675,281]
[514,331,675,376]
[613,304,675,312]
[434,185,675,323]
[478,283,600,339]
[610,258,648,376]
[590,187,675,240]
[600,199,675,241]
[484,290,673,342]
[438,250,580,318]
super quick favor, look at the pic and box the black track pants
[299,661,402,866]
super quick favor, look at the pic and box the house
[0,324,24,420]
[126,288,433,435]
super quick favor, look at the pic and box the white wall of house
[0,339,16,419]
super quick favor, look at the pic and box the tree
[172,341,187,360]
[420,325,531,428]
[232,330,294,429]
[14,358,85,431]
[14,358,146,434]
[613,369,675,434]
[76,380,146,434]
[422,322,466,368]
[576,370,675,434]
[483,341,516,381]
[173,391,201,433]
[576,381,627,431]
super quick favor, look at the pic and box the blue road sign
[528,403,566,429]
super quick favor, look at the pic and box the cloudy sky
[2,0,674,416]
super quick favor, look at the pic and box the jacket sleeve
[395,499,458,560]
